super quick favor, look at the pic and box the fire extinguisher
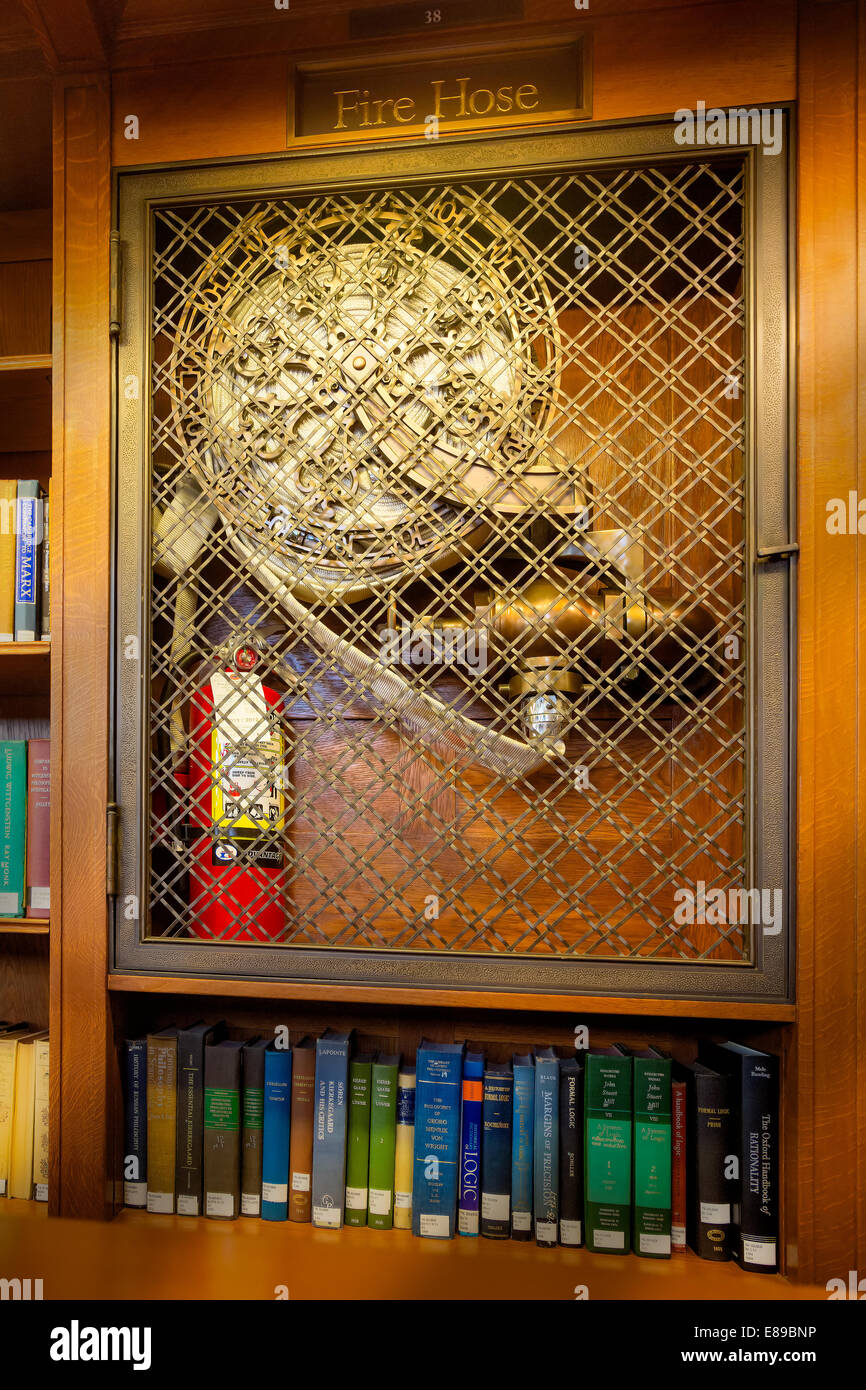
[174,639,287,943]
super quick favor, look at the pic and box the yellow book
[146,1028,178,1212]
[0,1033,20,1193]
[9,1034,46,1199]
[393,1064,415,1230]
[0,479,16,642]
[32,1037,49,1201]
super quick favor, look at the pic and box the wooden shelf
[0,920,49,933]
[0,1201,824,1301]
[107,972,797,1021]
[0,354,52,374]
[0,641,50,697]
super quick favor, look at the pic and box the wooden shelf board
[0,641,50,657]
[107,972,796,1021]
[0,354,52,373]
[0,1202,823,1300]
[0,920,49,933]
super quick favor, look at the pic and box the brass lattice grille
[146,158,747,961]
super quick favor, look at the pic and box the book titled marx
[412,1039,464,1239]
[584,1047,633,1254]
[311,1029,352,1228]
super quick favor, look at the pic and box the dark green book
[0,742,26,918]
[631,1047,672,1258]
[345,1052,374,1227]
[367,1053,399,1230]
[241,1038,269,1217]
[584,1047,633,1254]
[203,1039,245,1220]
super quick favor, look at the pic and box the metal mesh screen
[146,157,747,961]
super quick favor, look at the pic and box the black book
[558,1056,584,1247]
[677,1059,735,1262]
[699,1040,780,1273]
[480,1061,513,1239]
[203,1039,246,1220]
[175,1020,226,1216]
[123,1039,147,1208]
[241,1037,270,1217]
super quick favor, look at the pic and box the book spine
[737,1056,779,1273]
[671,1079,687,1252]
[14,483,40,642]
[262,1048,292,1220]
[146,1037,178,1213]
[312,1041,350,1228]
[345,1059,372,1226]
[9,1042,35,1198]
[559,1064,583,1247]
[412,1052,462,1239]
[393,1069,415,1230]
[203,1051,242,1219]
[457,1064,483,1236]
[39,495,49,641]
[511,1064,534,1240]
[0,479,16,641]
[0,1039,17,1192]
[368,1063,398,1229]
[288,1049,314,1221]
[25,740,50,918]
[32,1038,49,1201]
[123,1040,147,1207]
[480,1072,513,1239]
[533,1060,559,1247]
[585,1057,632,1254]
[175,1032,206,1215]
[0,742,26,917]
[633,1058,672,1258]
[689,1071,734,1261]
[241,1048,266,1217]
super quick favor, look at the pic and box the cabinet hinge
[756,541,799,562]
[109,231,122,339]
[106,802,120,897]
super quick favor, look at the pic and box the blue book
[511,1051,535,1240]
[457,1049,484,1236]
[533,1046,560,1247]
[262,1044,292,1221]
[312,1029,353,1228]
[480,1061,513,1239]
[123,1039,147,1208]
[14,482,41,642]
[412,1038,465,1239]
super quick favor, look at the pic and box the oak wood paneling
[49,73,113,1219]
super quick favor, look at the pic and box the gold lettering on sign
[333,77,541,132]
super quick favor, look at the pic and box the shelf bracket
[756,541,799,562]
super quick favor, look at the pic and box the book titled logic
[457,1050,484,1237]
[631,1047,672,1258]
[412,1039,464,1239]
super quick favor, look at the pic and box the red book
[671,1077,687,1252]
[25,739,50,919]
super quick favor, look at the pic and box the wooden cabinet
[0,0,863,1295]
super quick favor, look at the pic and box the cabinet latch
[106,802,120,897]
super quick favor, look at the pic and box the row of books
[124,1028,779,1271]
[0,739,50,918]
[0,480,50,643]
[0,1024,50,1201]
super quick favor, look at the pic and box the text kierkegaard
[333,77,540,131]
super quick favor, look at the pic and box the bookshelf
[0,0,861,1301]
